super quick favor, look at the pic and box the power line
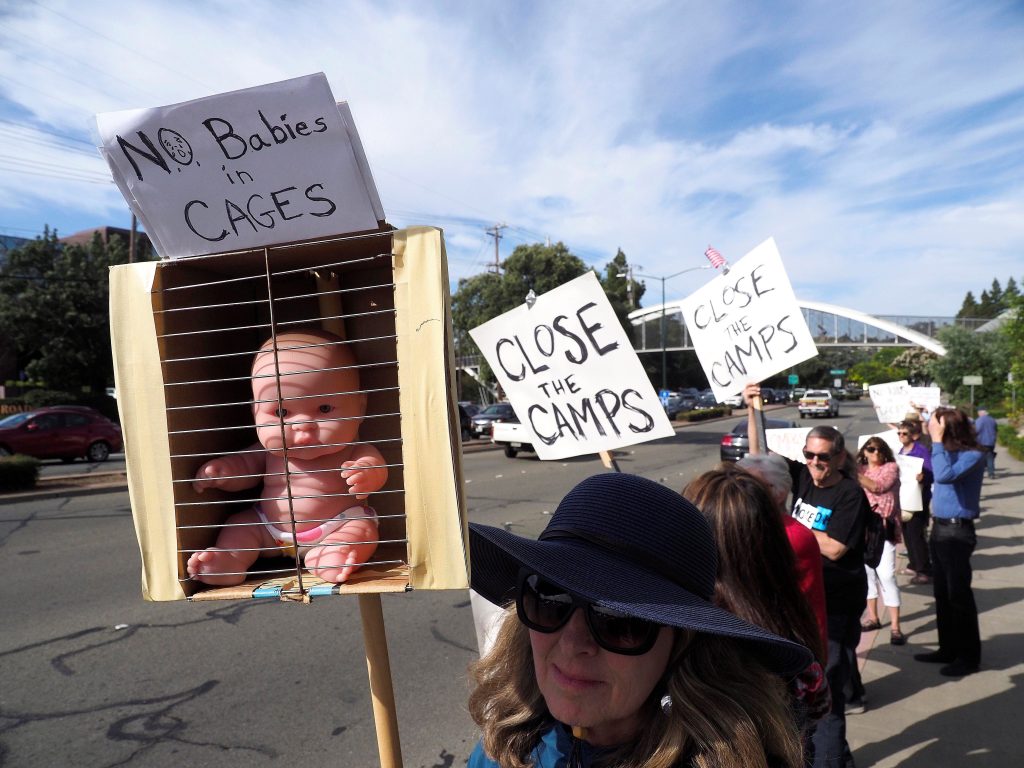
[26,0,218,92]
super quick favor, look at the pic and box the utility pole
[486,223,507,273]
[129,213,137,263]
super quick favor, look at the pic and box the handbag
[863,509,885,569]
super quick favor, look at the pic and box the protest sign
[909,386,942,415]
[857,428,901,454]
[679,238,817,403]
[868,380,913,423]
[765,427,813,462]
[896,454,924,511]
[96,73,381,258]
[469,272,674,460]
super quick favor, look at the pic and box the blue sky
[1,0,1022,316]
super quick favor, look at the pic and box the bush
[22,389,79,408]
[678,406,732,422]
[997,424,1024,463]
[0,454,42,492]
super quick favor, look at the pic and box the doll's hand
[341,457,387,500]
[193,459,233,493]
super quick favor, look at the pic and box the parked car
[721,392,745,408]
[470,402,518,438]
[663,393,691,420]
[719,417,798,462]
[0,406,123,462]
[694,392,719,410]
[458,401,480,418]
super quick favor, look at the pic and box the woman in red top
[857,437,905,644]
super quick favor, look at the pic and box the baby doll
[187,328,388,585]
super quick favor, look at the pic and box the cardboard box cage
[110,226,468,601]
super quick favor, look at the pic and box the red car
[0,406,123,462]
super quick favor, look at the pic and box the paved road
[1,402,884,767]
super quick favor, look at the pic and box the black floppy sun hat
[470,472,812,678]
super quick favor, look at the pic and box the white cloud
[0,0,1021,315]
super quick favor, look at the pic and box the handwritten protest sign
[765,427,814,463]
[896,454,924,511]
[96,73,381,258]
[868,380,913,423]
[857,428,901,454]
[679,238,817,403]
[469,272,674,460]
[909,386,942,415]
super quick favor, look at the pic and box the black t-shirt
[786,459,870,616]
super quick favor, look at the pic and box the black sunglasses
[802,449,835,463]
[516,572,661,655]
[864,446,878,453]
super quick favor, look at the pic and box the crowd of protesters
[465,383,990,768]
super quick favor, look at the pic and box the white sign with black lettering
[96,73,381,258]
[868,380,912,423]
[679,238,818,403]
[469,271,674,460]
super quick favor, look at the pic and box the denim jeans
[930,520,980,667]
[812,612,861,767]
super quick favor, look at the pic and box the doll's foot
[304,541,378,583]
[187,548,254,586]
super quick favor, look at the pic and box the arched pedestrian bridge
[627,299,964,356]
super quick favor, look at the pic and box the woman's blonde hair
[468,611,802,768]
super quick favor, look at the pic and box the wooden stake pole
[358,593,403,768]
[599,450,621,472]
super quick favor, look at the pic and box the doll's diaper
[256,504,377,547]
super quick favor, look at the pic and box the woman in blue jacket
[914,407,985,677]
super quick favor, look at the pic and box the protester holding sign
[897,419,933,585]
[467,473,810,768]
[856,438,905,646]
[914,407,986,678]
[742,382,869,768]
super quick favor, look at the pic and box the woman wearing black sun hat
[466,472,812,768]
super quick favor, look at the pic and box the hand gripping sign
[679,238,818,403]
[470,272,674,460]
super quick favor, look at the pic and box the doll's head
[251,329,366,459]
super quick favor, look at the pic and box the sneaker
[846,697,867,715]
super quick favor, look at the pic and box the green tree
[928,324,1010,408]
[957,291,979,319]
[451,242,642,392]
[892,348,938,385]
[847,348,909,388]
[0,229,137,399]
[1005,276,1019,302]
[1000,290,1024,413]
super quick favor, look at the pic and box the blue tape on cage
[309,584,338,597]
[253,585,282,599]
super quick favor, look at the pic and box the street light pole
[634,266,713,392]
